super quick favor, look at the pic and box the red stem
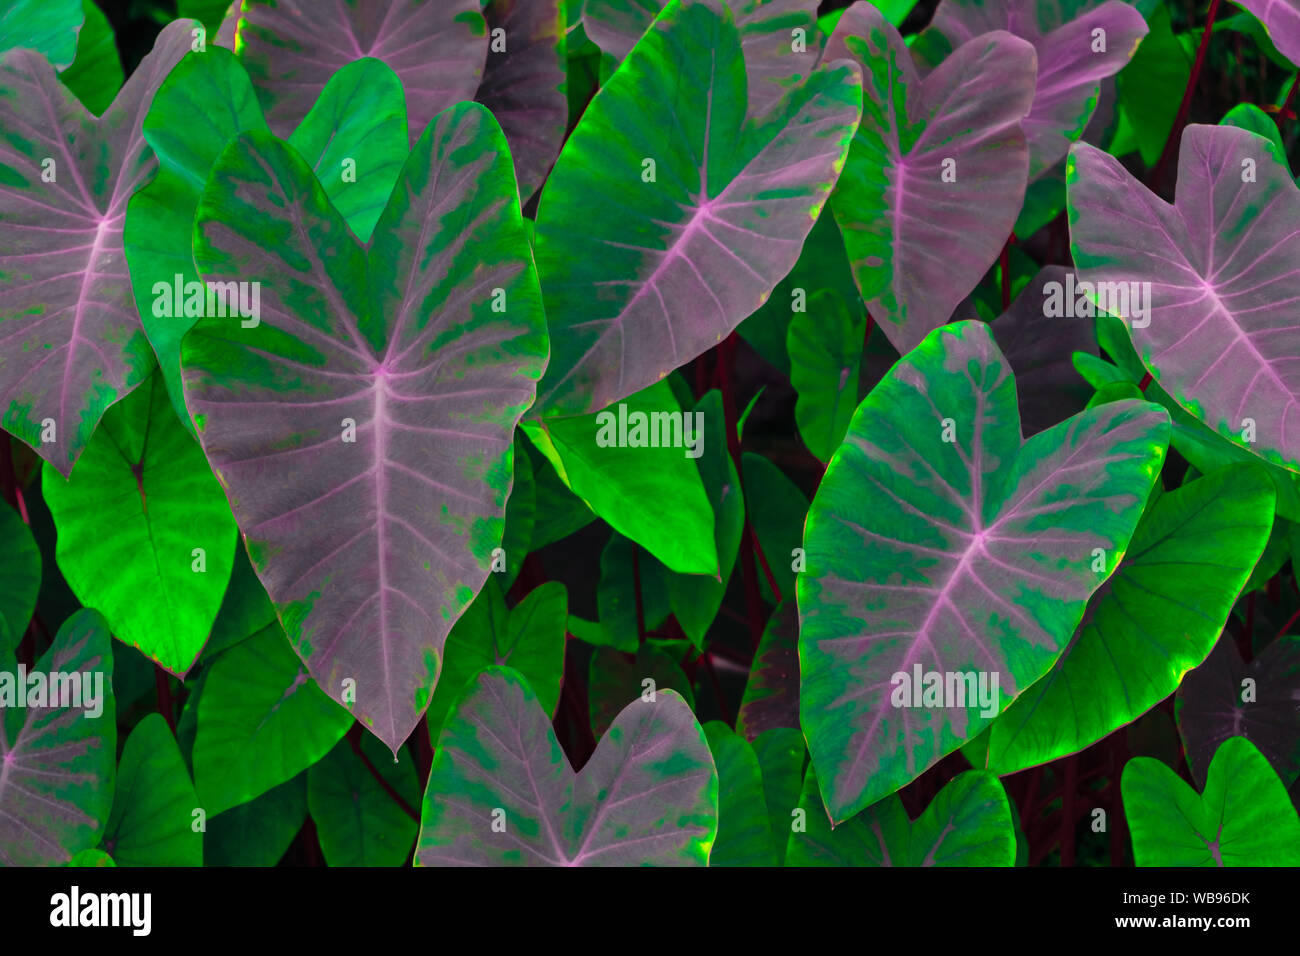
[1272,604,1300,642]
[632,547,646,643]
[348,724,419,823]
[1275,71,1300,127]
[154,664,176,735]
[1148,0,1223,190]
[1138,371,1153,392]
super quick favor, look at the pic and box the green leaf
[985,464,1275,775]
[0,0,83,67]
[201,543,276,664]
[177,0,233,32]
[42,373,237,675]
[424,578,568,741]
[416,666,718,866]
[599,533,670,646]
[742,451,807,604]
[309,733,419,866]
[523,434,597,549]
[787,765,1016,866]
[499,443,535,591]
[68,848,116,866]
[57,0,121,115]
[0,609,115,865]
[703,721,778,866]
[205,774,307,867]
[1122,736,1300,865]
[1116,2,1189,167]
[750,726,804,865]
[789,289,865,462]
[521,379,718,574]
[0,499,39,659]
[1220,102,1286,155]
[588,645,696,738]
[193,623,352,816]
[102,713,202,866]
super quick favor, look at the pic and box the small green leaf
[102,713,202,866]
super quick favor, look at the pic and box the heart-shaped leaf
[532,0,861,416]
[68,847,114,866]
[308,731,419,866]
[702,720,778,866]
[0,21,195,476]
[193,623,352,816]
[737,599,799,742]
[1176,633,1300,788]
[787,765,1016,866]
[1122,736,1300,865]
[0,0,82,67]
[475,0,566,204]
[742,451,807,604]
[789,289,865,462]
[182,103,548,749]
[42,372,238,676]
[59,0,122,116]
[0,499,39,657]
[584,0,819,118]
[982,463,1274,775]
[416,666,718,866]
[221,0,487,144]
[922,0,1147,181]
[205,774,307,867]
[799,320,1168,822]
[751,726,804,865]
[125,50,408,432]
[1235,0,1300,67]
[824,2,1036,353]
[101,713,203,866]
[1068,125,1300,472]
[0,608,115,865]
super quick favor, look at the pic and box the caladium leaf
[751,726,803,865]
[0,21,195,476]
[1122,736,1300,865]
[101,713,203,866]
[0,608,115,865]
[58,0,122,116]
[982,463,1274,775]
[125,50,408,433]
[1235,0,1300,67]
[789,289,865,462]
[475,0,566,204]
[588,645,696,738]
[309,732,419,866]
[205,773,307,867]
[521,381,718,575]
[1068,125,1300,473]
[423,578,568,742]
[824,2,1035,354]
[0,499,39,657]
[193,623,352,816]
[799,320,1168,823]
[532,0,861,417]
[0,0,82,67]
[702,720,778,866]
[1176,634,1300,788]
[921,0,1147,181]
[583,0,819,118]
[42,373,238,676]
[787,765,1016,866]
[737,599,800,742]
[222,0,487,145]
[989,266,1098,437]
[182,103,548,749]
[416,666,718,866]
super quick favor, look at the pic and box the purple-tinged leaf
[799,320,1168,822]
[921,0,1147,181]
[222,0,487,144]
[824,3,1036,354]
[1235,0,1300,67]
[0,609,115,865]
[0,21,196,476]
[182,103,548,750]
[475,0,566,205]
[1176,634,1300,789]
[532,0,861,417]
[1068,125,1300,473]
[736,599,799,742]
[416,666,718,866]
[990,266,1098,437]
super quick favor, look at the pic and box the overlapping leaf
[1235,0,1300,67]
[799,320,1168,822]
[0,499,39,657]
[182,103,548,749]
[0,0,82,67]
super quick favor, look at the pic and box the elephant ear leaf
[0,21,196,476]
[0,0,83,68]
[416,666,718,866]
[532,0,861,417]
[181,102,548,750]
[799,320,1168,823]
[824,2,1036,354]
[224,0,487,144]
[0,609,116,865]
[1122,736,1300,866]
[1234,0,1300,67]
[1068,125,1300,473]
